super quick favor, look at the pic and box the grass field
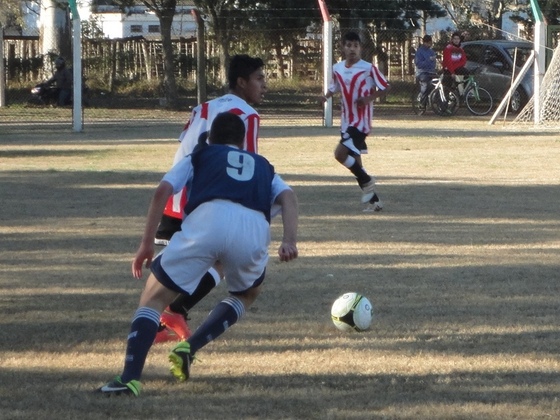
[1,115,560,419]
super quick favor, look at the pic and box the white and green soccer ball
[331,292,373,332]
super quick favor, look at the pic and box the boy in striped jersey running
[321,31,391,211]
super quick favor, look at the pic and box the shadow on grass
[1,367,560,419]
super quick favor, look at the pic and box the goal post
[318,0,333,128]
[510,40,560,128]
[488,50,535,125]
[490,0,546,125]
[506,2,560,129]
[531,0,546,125]
[68,0,83,132]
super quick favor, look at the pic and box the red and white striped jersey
[165,93,260,218]
[173,93,260,166]
[328,59,389,134]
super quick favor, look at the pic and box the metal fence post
[318,0,332,128]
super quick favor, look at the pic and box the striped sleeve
[244,113,260,153]
[371,66,389,90]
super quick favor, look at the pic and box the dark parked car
[462,40,533,113]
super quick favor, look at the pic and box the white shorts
[153,200,271,294]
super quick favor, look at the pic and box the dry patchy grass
[1,116,560,419]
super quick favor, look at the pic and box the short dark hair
[422,35,432,43]
[227,55,264,90]
[452,31,462,39]
[342,31,361,44]
[209,112,246,146]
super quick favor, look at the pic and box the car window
[463,44,485,64]
[483,46,509,69]
[505,47,532,68]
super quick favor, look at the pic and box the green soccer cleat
[169,341,193,382]
[97,375,141,397]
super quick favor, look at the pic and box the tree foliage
[190,0,241,83]
[435,0,529,38]
[232,0,319,79]
[319,0,446,60]
[0,0,25,29]
[324,0,445,30]
[510,0,560,26]
[540,0,560,23]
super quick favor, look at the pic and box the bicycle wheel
[429,87,459,117]
[464,86,493,116]
[412,90,427,115]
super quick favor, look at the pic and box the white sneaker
[363,193,383,212]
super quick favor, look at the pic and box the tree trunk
[110,41,117,92]
[219,40,229,87]
[207,9,229,87]
[489,0,505,38]
[275,42,285,79]
[39,0,72,77]
[157,4,179,108]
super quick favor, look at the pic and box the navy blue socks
[188,296,245,355]
[121,307,160,382]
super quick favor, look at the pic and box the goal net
[510,42,560,129]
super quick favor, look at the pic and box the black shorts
[340,126,368,156]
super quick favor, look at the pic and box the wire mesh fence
[1,17,451,128]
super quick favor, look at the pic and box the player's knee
[234,285,262,308]
[212,261,225,280]
[334,147,347,163]
[139,275,179,311]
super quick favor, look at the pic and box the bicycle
[430,73,494,116]
[413,73,459,117]
[411,72,438,115]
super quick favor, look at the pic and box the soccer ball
[331,292,373,332]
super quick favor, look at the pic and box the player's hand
[132,242,155,279]
[319,95,328,104]
[278,241,298,262]
[355,96,370,107]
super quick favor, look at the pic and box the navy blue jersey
[185,145,276,222]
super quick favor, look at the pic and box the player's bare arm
[132,181,174,279]
[319,90,334,104]
[355,85,391,106]
[275,189,299,262]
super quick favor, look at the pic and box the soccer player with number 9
[153,55,267,343]
[97,113,298,396]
